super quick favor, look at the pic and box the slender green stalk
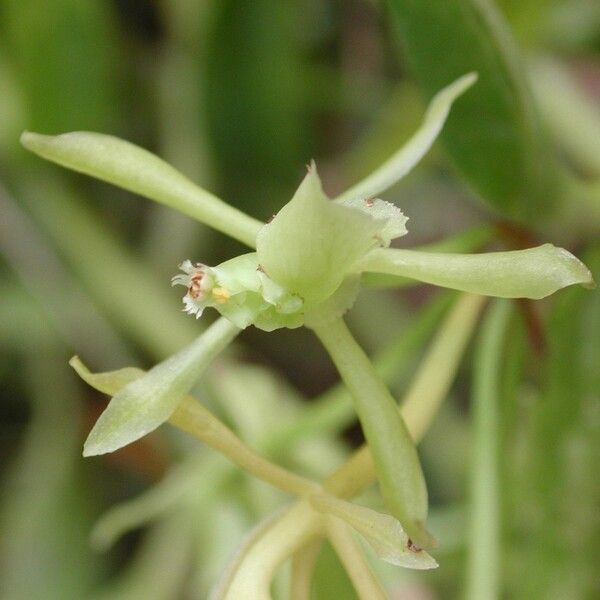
[18,175,197,358]
[212,502,322,600]
[289,540,322,600]
[465,300,510,600]
[170,397,320,498]
[95,513,194,600]
[143,1,216,272]
[312,316,432,548]
[0,183,132,365]
[531,59,600,177]
[325,518,387,600]
[401,293,486,441]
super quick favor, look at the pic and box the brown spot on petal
[188,271,205,299]
[407,538,422,553]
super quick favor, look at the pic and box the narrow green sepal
[311,494,438,570]
[20,130,261,247]
[356,244,595,299]
[256,164,384,307]
[74,317,240,456]
[312,316,435,549]
[335,73,477,203]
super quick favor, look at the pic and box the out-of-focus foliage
[0,1,598,599]
[386,0,556,222]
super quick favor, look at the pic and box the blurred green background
[0,1,598,598]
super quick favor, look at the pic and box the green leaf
[531,59,600,177]
[356,244,594,299]
[2,0,119,132]
[20,131,262,247]
[336,73,477,203]
[386,0,556,220]
[16,174,195,358]
[466,300,510,600]
[256,165,383,307]
[339,198,408,248]
[311,494,437,570]
[205,0,310,216]
[90,455,221,551]
[73,317,240,456]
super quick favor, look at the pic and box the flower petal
[310,494,437,570]
[339,197,408,246]
[335,73,477,203]
[256,164,383,306]
[312,316,434,549]
[76,317,240,456]
[355,244,595,299]
[20,131,261,247]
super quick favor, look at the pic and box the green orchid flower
[21,72,594,551]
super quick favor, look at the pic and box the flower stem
[170,397,320,498]
[212,502,322,600]
[290,540,322,600]
[326,517,387,600]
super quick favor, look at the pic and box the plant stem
[465,300,510,600]
[401,293,486,441]
[326,518,387,600]
[90,454,226,551]
[170,397,320,498]
[212,501,322,600]
[18,174,197,358]
[290,540,322,600]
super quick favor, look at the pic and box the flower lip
[172,260,217,318]
[172,253,308,330]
